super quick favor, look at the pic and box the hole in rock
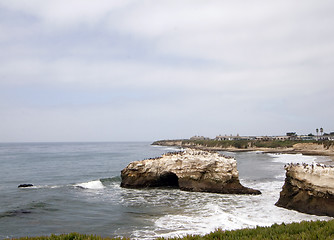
[157,172,179,188]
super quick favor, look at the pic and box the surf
[74,180,105,190]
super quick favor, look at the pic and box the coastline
[152,140,334,159]
[3,142,333,239]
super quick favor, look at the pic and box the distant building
[315,131,334,141]
[190,135,209,141]
[273,136,290,141]
[299,135,314,141]
[215,134,249,141]
[286,132,298,140]
[255,136,271,141]
[329,132,334,141]
[215,135,230,141]
[212,131,333,142]
[319,136,330,141]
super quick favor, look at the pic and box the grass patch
[251,140,303,148]
[153,139,334,150]
[10,220,334,240]
[182,139,250,149]
[181,139,306,149]
[161,220,334,240]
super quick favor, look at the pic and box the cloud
[0,0,333,141]
[107,0,334,65]
[0,0,132,29]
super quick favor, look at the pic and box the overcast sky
[0,0,333,142]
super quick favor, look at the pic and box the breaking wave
[74,180,105,190]
[268,153,317,164]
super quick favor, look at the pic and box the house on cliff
[216,134,244,141]
[190,135,210,141]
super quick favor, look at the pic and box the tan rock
[121,149,261,194]
[276,163,334,217]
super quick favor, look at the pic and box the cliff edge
[152,140,334,156]
[276,163,334,217]
[121,149,261,195]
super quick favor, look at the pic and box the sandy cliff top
[286,164,334,194]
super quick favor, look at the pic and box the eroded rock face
[121,149,261,194]
[276,164,334,217]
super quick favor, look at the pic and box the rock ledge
[276,163,334,217]
[121,149,261,195]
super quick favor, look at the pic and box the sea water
[0,142,332,239]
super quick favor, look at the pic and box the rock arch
[157,172,179,187]
[121,149,261,194]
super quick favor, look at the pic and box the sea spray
[74,180,105,190]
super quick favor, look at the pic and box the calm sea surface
[0,142,332,239]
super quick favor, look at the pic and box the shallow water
[0,142,332,239]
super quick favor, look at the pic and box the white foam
[19,184,63,189]
[139,179,331,239]
[268,153,317,164]
[74,180,105,190]
[153,203,269,239]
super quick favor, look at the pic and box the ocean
[0,142,332,239]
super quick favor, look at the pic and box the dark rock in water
[276,164,334,217]
[121,149,261,195]
[18,184,33,188]
[1,209,32,218]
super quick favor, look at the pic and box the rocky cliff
[152,140,334,156]
[292,143,334,156]
[276,163,334,217]
[121,149,261,194]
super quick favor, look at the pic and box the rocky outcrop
[292,143,334,156]
[121,149,261,195]
[18,184,33,188]
[152,140,183,147]
[276,163,334,217]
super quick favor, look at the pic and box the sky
[0,0,333,142]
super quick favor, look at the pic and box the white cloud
[102,0,334,69]
[0,0,133,29]
[0,0,334,141]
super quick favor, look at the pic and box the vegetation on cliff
[153,139,334,150]
[11,220,334,240]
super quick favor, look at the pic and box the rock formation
[121,149,261,195]
[18,184,33,188]
[276,163,334,217]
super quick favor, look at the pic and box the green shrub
[181,139,307,149]
[11,220,334,240]
[160,220,334,240]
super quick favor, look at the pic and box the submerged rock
[276,163,334,217]
[18,184,33,188]
[121,149,261,195]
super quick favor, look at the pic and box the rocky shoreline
[276,163,334,217]
[152,139,334,217]
[152,140,334,158]
[121,149,261,195]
